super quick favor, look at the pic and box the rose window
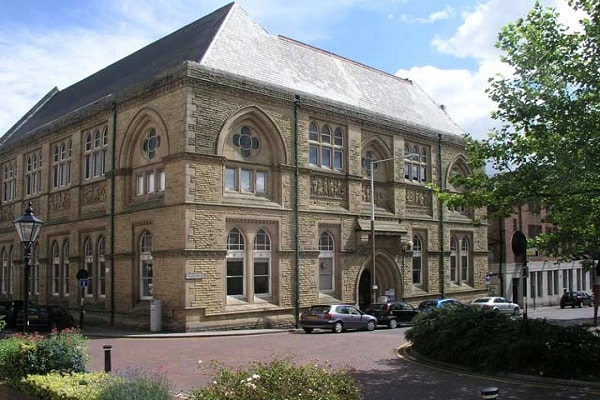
[233,126,260,158]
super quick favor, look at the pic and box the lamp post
[369,156,399,304]
[14,202,44,333]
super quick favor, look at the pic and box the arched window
[253,229,271,296]
[98,237,106,297]
[63,240,70,296]
[84,126,108,180]
[309,121,344,171]
[226,229,245,297]
[2,160,17,202]
[1,248,6,294]
[450,234,471,285]
[461,239,470,282]
[450,237,458,283]
[225,126,266,196]
[52,242,60,296]
[52,140,72,188]
[411,236,423,286]
[136,127,165,196]
[404,142,428,183]
[362,150,379,177]
[8,247,13,295]
[25,150,42,196]
[84,237,94,297]
[318,232,334,292]
[32,243,39,295]
[140,231,153,299]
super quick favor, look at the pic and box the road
[87,306,600,399]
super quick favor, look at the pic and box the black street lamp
[14,202,44,333]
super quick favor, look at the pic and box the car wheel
[578,302,582,308]
[303,327,313,334]
[366,320,376,331]
[388,319,398,329]
[560,304,565,309]
[332,321,343,333]
[512,307,520,316]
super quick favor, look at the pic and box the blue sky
[0,0,581,140]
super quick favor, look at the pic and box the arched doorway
[357,252,402,310]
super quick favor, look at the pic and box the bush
[97,367,172,400]
[14,368,172,400]
[0,329,89,384]
[406,307,600,381]
[191,358,363,400]
[14,372,111,400]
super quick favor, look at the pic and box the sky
[0,0,584,140]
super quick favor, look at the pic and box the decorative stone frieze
[81,182,106,205]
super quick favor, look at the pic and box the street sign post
[76,269,89,329]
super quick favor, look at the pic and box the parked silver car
[469,297,521,315]
[300,304,377,333]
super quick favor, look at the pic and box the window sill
[222,194,280,208]
[318,292,340,303]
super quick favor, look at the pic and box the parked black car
[366,301,420,328]
[16,304,76,331]
[560,291,592,308]
[0,300,25,328]
[577,291,594,307]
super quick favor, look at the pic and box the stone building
[0,3,487,331]
[488,205,593,309]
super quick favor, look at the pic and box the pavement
[81,325,291,338]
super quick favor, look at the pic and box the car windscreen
[308,306,330,313]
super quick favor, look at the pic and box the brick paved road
[88,326,600,399]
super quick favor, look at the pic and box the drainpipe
[294,95,301,328]
[438,133,445,298]
[110,102,117,326]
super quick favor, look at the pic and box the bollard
[481,387,499,399]
[103,345,112,372]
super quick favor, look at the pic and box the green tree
[442,0,600,264]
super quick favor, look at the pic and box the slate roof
[1,2,464,148]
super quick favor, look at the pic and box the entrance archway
[357,252,402,310]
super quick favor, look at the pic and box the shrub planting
[13,372,111,400]
[406,307,600,381]
[191,358,363,400]
[0,328,89,384]
[96,367,172,400]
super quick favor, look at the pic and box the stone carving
[362,182,388,208]
[81,183,106,205]
[49,192,71,211]
[310,176,346,199]
[406,187,432,214]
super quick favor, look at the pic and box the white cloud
[398,5,455,24]
[396,65,496,139]
[399,0,583,140]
